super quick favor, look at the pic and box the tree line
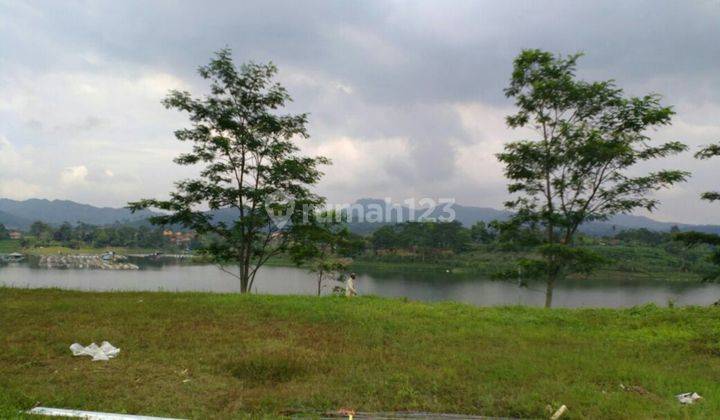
[17,221,182,250]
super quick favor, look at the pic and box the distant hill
[343,198,720,236]
[343,198,512,234]
[0,198,156,230]
[583,214,720,236]
[0,210,33,230]
[1,196,719,236]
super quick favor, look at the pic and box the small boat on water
[1,252,25,263]
[100,251,128,262]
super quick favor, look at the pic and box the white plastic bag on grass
[676,392,702,404]
[70,341,120,361]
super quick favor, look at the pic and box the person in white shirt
[345,272,357,297]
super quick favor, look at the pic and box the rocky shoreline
[37,255,139,270]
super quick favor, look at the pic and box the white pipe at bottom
[27,407,185,420]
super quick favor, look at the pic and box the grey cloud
[7,1,720,105]
[52,116,106,134]
[1,0,719,222]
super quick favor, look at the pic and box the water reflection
[1,260,719,308]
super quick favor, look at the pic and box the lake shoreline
[2,240,708,283]
[3,259,719,308]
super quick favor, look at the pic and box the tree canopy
[370,221,471,254]
[129,49,329,293]
[497,49,689,306]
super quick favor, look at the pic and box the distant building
[8,231,22,240]
[162,229,196,246]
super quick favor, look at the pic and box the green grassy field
[0,239,21,254]
[2,289,720,419]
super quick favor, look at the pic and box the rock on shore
[38,255,139,270]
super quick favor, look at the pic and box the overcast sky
[1,0,719,223]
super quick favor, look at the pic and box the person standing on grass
[345,272,358,297]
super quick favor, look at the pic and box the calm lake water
[2,259,720,308]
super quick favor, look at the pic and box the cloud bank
[1,0,719,223]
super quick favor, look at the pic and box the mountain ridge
[0,198,155,229]
[344,198,720,236]
[0,197,718,236]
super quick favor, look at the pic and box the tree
[469,221,495,244]
[336,231,366,257]
[696,143,720,202]
[428,221,471,253]
[371,225,400,252]
[286,210,352,296]
[74,222,97,244]
[0,224,8,240]
[53,222,73,243]
[497,49,689,307]
[310,257,350,296]
[489,219,542,252]
[614,228,669,246]
[396,222,433,258]
[129,49,329,293]
[29,221,53,243]
[674,142,720,280]
[674,231,720,280]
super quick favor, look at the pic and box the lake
[2,260,720,308]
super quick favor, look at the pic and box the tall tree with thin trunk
[497,49,689,307]
[674,142,720,280]
[129,49,329,293]
[287,210,352,296]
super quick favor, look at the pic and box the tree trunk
[238,246,253,294]
[545,269,558,308]
[239,264,249,293]
[317,272,323,297]
[240,275,249,293]
[544,277,555,308]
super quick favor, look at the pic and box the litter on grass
[550,405,568,419]
[69,341,120,361]
[27,407,184,419]
[676,392,703,404]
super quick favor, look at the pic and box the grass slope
[2,289,720,419]
[0,239,20,254]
